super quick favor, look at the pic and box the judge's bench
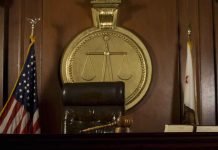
[1,81,218,149]
[1,133,218,149]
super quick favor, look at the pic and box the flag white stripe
[6,105,24,133]
[33,109,40,134]
[0,99,17,132]
[20,112,30,133]
[33,109,39,125]
[34,128,41,134]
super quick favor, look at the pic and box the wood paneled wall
[179,0,216,125]
[214,0,218,124]
[0,0,217,133]
[198,0,216,125]
[0,2,4,109]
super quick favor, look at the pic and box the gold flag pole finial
[188,24,192,40]
[26,18,41,37]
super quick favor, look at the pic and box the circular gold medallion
[61,27,152,110]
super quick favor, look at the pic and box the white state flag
[184,39,198,124]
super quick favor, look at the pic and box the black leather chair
[61,82,125,134]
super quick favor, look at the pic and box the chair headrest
[62,82,125,106]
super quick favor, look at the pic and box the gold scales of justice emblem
[61,0,152,110]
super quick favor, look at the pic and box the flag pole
[26,18,41,37]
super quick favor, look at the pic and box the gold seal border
[61,27,152,110]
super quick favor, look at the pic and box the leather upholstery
[61,82,125,134]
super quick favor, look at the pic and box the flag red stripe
[32,118,40,133]
[3,100,22,133]
[13,110,27,134]
[0,97,15,125]
[21,119,31,134]
[20,112,30,133]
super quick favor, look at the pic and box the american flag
[0,36,40,134]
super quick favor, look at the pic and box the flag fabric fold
[0,36,40,134]
[183,37,199,125]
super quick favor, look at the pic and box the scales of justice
[61,0,152,110]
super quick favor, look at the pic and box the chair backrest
[61,81,125,134]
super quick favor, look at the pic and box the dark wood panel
[214,0,218,124]
[120,0,179,132]
[0,4,4,109]
[199,0,216,125]
[7,0,23,99]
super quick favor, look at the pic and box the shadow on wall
[0,1,3,7]
[171,39,181,124]
[40,24,66,134]
[0,0,13,8]
[119,0,147,25]
[125,34,157,115]
[74,0,93,20]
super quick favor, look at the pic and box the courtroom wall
[0,0,217,133]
